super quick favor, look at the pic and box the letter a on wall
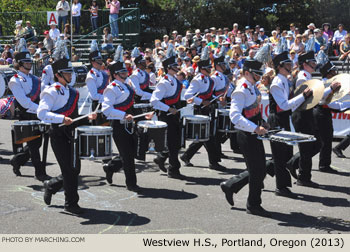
[47,12,58,25]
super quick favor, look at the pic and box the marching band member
[180,46,225,171]
[314,61,349,172]
[211,55,229,158]
[9,50,49,181]
[37,58,96,214]
[268,51,310,198]
[150,56,184,179]
[102,61,141,192]
[221,59,270,217]
[129,47,153,103]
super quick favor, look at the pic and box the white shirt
[128,68,152,100]
[85,67,105,103]
[295,70,312,88]
[102,80,133,120]
[212,70,227,93]
[41,64,54,89]
[72,2,82,17]
[49,28,60,42]
[56,0,70,17]
[37,82,70,123]
[230,78,260,133]
[320,78,350,110]
[184,73,213,105]
[333,30,347,43]
[270,73,305,112]
[8,71,39,114]
[150,74,179,112]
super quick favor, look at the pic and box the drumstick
[201,93,224,109]
[59,103,100,127]
[166,106,192,116]
[133,111,154,119]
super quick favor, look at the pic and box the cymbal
[324,73,350,104]
[294,79,325,110]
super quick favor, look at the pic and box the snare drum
[182,115,210,142]
[76,126,113,160]
[137,120,167,152]
[216,109,235,133]
[133,103,152,115]
[12,120,42,144]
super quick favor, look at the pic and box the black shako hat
[320,61,337,77]
[273,51,292,68]
[89,51,102,62]
[243,59,263,76]
[298,51,316,65]
[52,58,73,74]
[15,52,33,63]
[162,56,178,70]
[109,61,128,75]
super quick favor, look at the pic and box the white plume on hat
[114,45,124,62]
[90,40,99,53]
[305,37,315,52]
[275,37,289,55]
[52,39,68,61]
[17,38,28,52]
[15,20,23,26]
[201,46,210,60]
[166,43,176,59]
[131,47,140,58]
[254,43,271,64]
[316,49,329,66]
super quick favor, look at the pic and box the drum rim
[13,120,41,125]
[76,126,113,132]
[217,108,230,114]
[137,120,167,128]
[183,115,210,121]
[133,103,152,108]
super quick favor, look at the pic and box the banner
[47,12,58,26]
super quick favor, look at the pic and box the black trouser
[230,132,240,151]
[183,106,220,164]
[268,112,292,189]
[110,120,137,187]
[313,106,333,169]
[158,113,181,172]
[236,130,266,208]
[291,109,320,181]
[46,127,80,207]
[335,134,350,151]
[11,132,45,176]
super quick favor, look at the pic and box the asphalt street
[0,118,349,234]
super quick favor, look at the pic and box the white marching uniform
[128,68,152,100]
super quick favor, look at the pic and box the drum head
[77,126,113,133]
[134,103,152,108]
[217,109,229,115]
[13,120,41,126]
[137,120,167,128]
[183,115,210,121]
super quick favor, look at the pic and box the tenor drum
[182,115,210,142]
[133,103,152,115]
[12,120,42,144]
[216,109,235,133]
[76,126,113,160]
[137,120,167,152]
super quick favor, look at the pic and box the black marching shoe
[319,166,338,174]
[275,187,298,198]
[126,184,142,193]
[64,204,84,214]
[153,157,167,173]
[43,180,53,205]
[35,174,51,182]
[220,153,229,159]
[209,163,226,171]
[296,179,319,188]
[10,159,21,176]
[103,165,114,184]
[220,181,234,206]
[246,206,271,217]
[168,170,185,179]
[332,147,345,158]
[180,154,193,167]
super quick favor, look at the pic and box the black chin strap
[59,73,71,85]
